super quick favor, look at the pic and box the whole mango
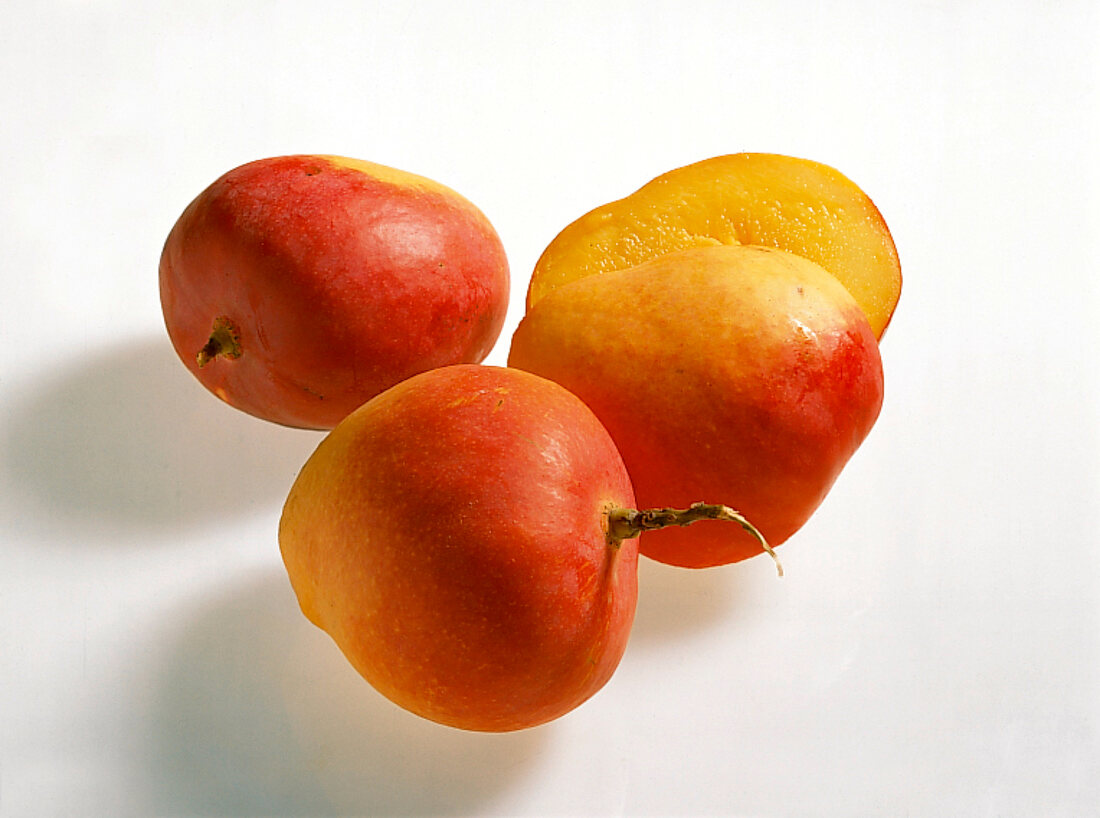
[160,155,510,429]
[510,244,884,568]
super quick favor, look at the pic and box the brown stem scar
[196,316,242,368]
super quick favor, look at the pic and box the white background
[1,1,1097,816]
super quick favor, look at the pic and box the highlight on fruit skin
[159,154,510,430]
[527,152,901,339]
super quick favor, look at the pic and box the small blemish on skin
[791,317,817,345]
[305,165,323,176]
[446,394,480,409]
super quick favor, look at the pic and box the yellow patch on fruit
[318,155,457,198]
[445,393,481,409]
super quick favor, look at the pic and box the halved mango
[527,153,901,338]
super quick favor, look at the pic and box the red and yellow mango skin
[160,155,510,430]
[279,365,638,732]
[510,245,884,569]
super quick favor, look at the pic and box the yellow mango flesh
[527,153,901,338]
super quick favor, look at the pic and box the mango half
[527,153,900,338]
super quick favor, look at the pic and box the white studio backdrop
[0,2,1097,816]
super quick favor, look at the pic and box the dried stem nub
[196,316,242,368]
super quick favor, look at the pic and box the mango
[510,244,884,568]
[278,365,640,731]
[160,155,510,429]
[527,153,900,338]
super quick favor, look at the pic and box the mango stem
[608,502,782,576]
[196,316,242,368]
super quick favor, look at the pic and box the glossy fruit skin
[160,155,510,430]
[528,152,900,338]
[278,365,638,732]
[510,245,884,569]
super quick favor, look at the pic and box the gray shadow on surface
[1,337,323,541]
[147,569,549,816]
[628,553,770,649]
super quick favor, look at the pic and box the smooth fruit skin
[510,245,884,569]
[527,152,900,338]
[278,365,638,732]
[160,155,510,429]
